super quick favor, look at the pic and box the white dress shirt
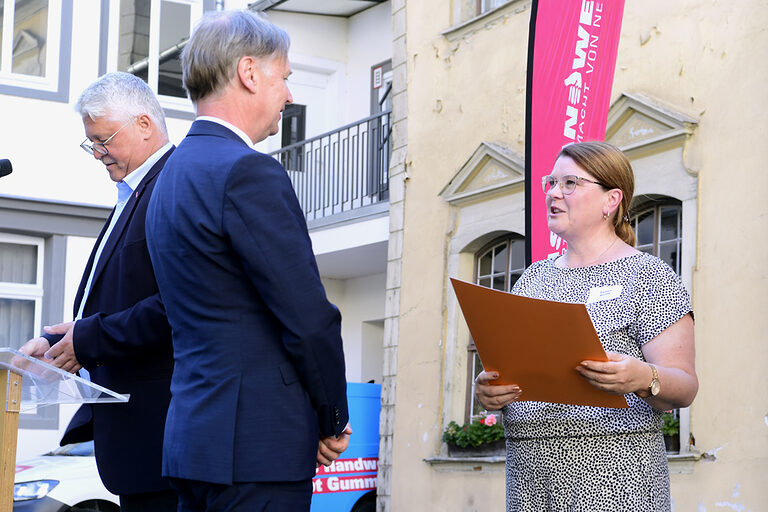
[196,115,256,149]
[75,143,173,321]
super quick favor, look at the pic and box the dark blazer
[47,148,174,496]
[146,121,349,485]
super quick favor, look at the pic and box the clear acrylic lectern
[0,347,129,511]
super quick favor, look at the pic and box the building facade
[1,0,392,463]
[381,0,768,510]
[4,1,768,510]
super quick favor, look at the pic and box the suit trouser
[169,477,313,512]
[120,488,178,512]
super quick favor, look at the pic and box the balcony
[271,110,391,227]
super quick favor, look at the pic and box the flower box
[664,434,680,454]
[442,413,505,458]
[447,439,505,458]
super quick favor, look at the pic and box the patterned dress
[502,252,691,512]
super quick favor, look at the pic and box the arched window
[467,233,525,419]
[630,196,684,452]
[631,199,682,274]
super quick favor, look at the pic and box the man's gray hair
[181,10,290,102]
[76,72,168,136]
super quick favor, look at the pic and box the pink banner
[525,0,625,264]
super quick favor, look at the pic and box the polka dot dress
[501,252,691,512]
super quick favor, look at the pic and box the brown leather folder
[451,278,628,408]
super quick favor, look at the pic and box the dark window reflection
[659,207,679,242]
[635,210,654,246]
[631,203,682,275]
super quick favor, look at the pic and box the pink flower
[483,415,497,426]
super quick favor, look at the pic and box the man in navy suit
[20,72,177,512]
[146,10,350,511]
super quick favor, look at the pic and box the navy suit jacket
[146,121,349,485]
[47,148,174,496]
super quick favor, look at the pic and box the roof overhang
[248,0,386,17]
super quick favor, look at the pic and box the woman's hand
[474,371,522,410]
[576,313,698,410]
[575,352,651,395]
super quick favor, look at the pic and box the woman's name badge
[587,285,623,304]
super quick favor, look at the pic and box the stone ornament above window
[440,142,525,206]
[441,93,699,207]
[606,92,698,158]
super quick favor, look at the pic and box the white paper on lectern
[0,347,129,412]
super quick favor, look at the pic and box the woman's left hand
[575,352,652,395]
[578,315,697,410]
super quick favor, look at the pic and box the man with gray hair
[20,71,177,511]
[146,10,350,511]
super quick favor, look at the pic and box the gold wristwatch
[647,363,661,396]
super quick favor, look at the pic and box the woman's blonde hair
[558,141,636,246]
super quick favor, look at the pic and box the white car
[14,441,119,512]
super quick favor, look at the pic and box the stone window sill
[667,451,701,475]
[441,0,529,43]
[425,452,701,474]
[424,455,505,473]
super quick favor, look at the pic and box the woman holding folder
[474,141,697,512]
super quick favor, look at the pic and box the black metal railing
[270,110,392,222]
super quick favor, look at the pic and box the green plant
[662,411,679,437]
[442,414,504,448]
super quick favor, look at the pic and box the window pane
[634,210,654,246]
[281,104,307,170]
[509,271,522,291]
[491,274,505,291]
[158,0,189,98]
[119,0,150,82]
[636,243,653,253]
[480,0,508,14]
[12,0,49,77]
[472,350,483,377]
[659,240,679,273]
[470,350,484,417]
[638,246,654,256]
[478,277,491,288]
[509,238,525,269]
[478,251,492,277]
[282,104,307,147]
[0,242,37,284]
[492,244,507,274]
[0,298,34,349]
[659,207,679,242]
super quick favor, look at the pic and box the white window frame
[0,232,45,347]
[479,0,509,15]
[632,202,683,274]
[0,0,63,92]
[105,0,203,113]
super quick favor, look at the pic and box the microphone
[0,159,12,178]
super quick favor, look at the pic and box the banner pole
[524,0,540,268]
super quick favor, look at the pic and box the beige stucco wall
[388,1,768,510]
